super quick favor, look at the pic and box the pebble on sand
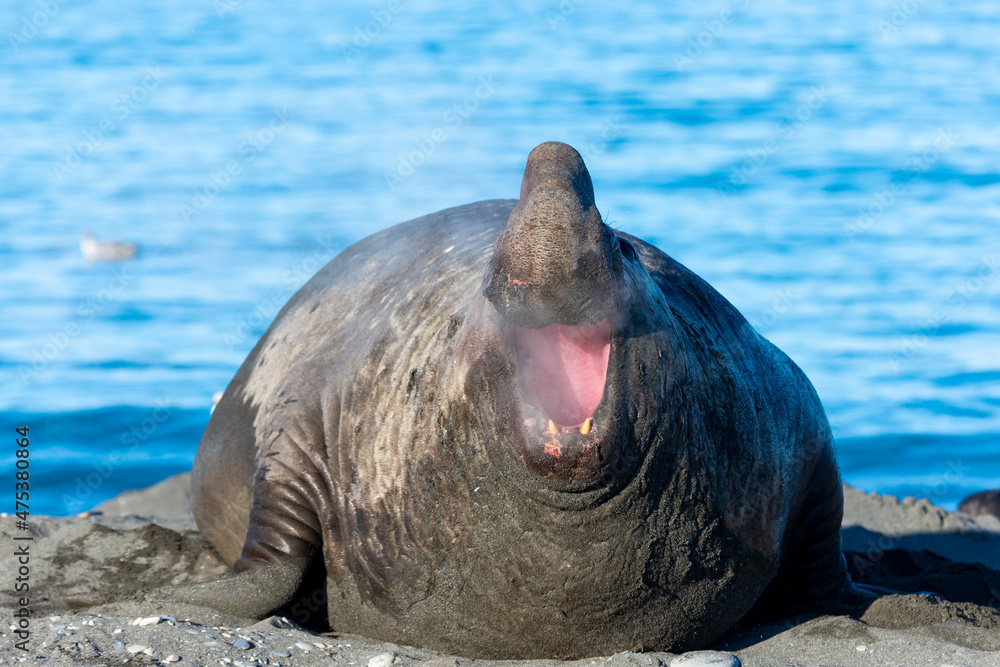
[669,651,740,667]
[368,651,397,667]
[133,615,174,626]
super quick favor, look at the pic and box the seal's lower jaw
[510,318,622,485]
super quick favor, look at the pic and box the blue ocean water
[1,1,998,516]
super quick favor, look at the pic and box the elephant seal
[186,142,850,659]
[958,489,1000,518]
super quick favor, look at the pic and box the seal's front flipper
[156,413,327,621]
[147,555,313,620]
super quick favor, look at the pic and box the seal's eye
[617,237,638,262]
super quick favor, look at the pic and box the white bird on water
[80,233,138,262]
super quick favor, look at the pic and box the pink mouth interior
[515,319,611,428]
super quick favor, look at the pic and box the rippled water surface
[1,1,998,514]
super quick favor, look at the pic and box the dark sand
[2,475,998,666]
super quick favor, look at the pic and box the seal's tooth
[580,418,592,435]
[547,420,559,435]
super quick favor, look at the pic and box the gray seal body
[190,142,849,659]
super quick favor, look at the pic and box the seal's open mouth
[515,319,611,431]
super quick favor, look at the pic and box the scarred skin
[186,142,850,659]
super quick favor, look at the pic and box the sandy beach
[2,476,998,666]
